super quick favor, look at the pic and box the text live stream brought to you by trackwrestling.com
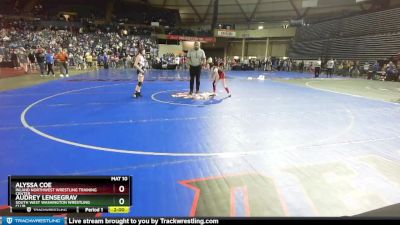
[0,217,220,225]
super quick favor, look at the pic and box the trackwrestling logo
[3,217,65,225]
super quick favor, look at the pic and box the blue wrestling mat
[1,69,400,217]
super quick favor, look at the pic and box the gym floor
[0,69,400,217]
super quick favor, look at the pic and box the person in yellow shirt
[86,52,93,68]
[92,53,98,70]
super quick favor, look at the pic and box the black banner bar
[11,207,109,213]
[9,176,131,183]
[65,217,400,225]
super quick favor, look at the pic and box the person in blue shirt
[97,54,103,67]
[45,49,55,76]
[372,61,381,80]
[103,53,109,69]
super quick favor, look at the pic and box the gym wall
[226,39,290,58]
[158,43,183,57]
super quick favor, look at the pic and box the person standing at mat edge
[315,58,322,78]
[133,48,147,98]
[57,49,69,78]
[45,49,55,76]
[35,47,46,76]
[187,41,206,95]
[326,58,335,78]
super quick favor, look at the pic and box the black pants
[60,62,68,74]
[190,65,201,93]
[47,63,54,75]
[12,59,19,68]
[367,72,373,80]
[315,67,321,77]
[327,68,333,77]
[38,62,45,75]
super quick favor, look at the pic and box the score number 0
[118,185,127,205]
[111,176,129,205]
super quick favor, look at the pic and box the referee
[187,41,206,95]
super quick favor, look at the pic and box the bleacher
[164,27,212,37]
[289,32,400,61]
[295,7,400,41]
[289,7,400,61]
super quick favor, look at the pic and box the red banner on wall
[166,35,216,43]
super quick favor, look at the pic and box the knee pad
[138,82,143,87]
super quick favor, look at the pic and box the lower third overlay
[0,217,220,225]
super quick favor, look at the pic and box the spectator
[386,61,398,81]
[11,50,19,70]
[309,62,314,73]
[28,50,36,72]
[315,58,321,78]
[363,61,370,75]
[299,60,305,73]
[45,49,55,76]
[127,54,133,68]
[18,49,29,73]
[69,52,75,67]
[372,61,380,80]
[35,47,46,76]
[349,60,360,77]
[0,17,159,75]
[207,57,213,70]
[57,49,69,77]
[110,54,116,68]
[97,53,103,68]
[92,53,98,70]
[326,58,335,77]
[103,53,109,69]
[86,52,93,68]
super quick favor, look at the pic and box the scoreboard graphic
[8,176,132,214]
